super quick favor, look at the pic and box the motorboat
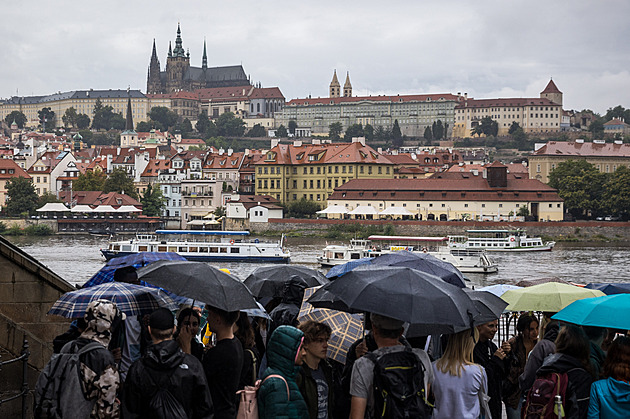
[101,230,290,263]
[449,229,555,252]
[317,239,377,268]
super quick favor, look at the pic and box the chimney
[107,155,112,173]
[352,137,366,146]
[312,139,321,145]
[471,169,478,176]
[293,140,302,147]
[244,148,250,156]
[377,147,383,153]
[227,148,233,156]
[219,148,224,155]
[271,139,280,148]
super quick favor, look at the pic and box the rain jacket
[268,276,308,337]
[296,359,336,419]
[124,339,213,418]
[587,377,630,418]
[258,326,309,419]
[535,353,593,419]
[589,341,606,380]
[519,322,559,393]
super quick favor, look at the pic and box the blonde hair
[436,328,478,377]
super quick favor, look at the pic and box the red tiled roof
[141,159,171,177]
[256,142,392,166]
[455,97,559,109]
[0,159,30,179]
[203,152,243,169]
[603,119,629,127]
[58,191,141,207]
[532,141,630,157]
[249,87,284,100]
[287,93,459,106]
[197,86,253,101]
[180,138,206,145]
[541,79,561,94]
[230,194,282,210]
[384,154,418,165]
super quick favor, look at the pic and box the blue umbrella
[84,252,186,288]
[479,284,522,297]
[552,294,630,330]
[585,283,630,295]
[326,257,373,279]
[370,251,466,288]
[49,282,179,318]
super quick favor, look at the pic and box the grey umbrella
[308,265,480,335]
[464,289,509,325]
[244,265,329,301]
[137,260,258,311]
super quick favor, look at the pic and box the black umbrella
[137,260,258,311]
[464,289,509,325]
[370,251,467,288]
[243,265,329,300]
[308,265,479,335]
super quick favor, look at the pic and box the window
[317,180,321,188]
[360,166,364,174]
[303,180,307,188]
[310,167,314,174]
[464,203,468,208]
[368,166,373,174]
[293,180,297,188]
[303,167,307,174]
[335,166,339,173]
[349,166,353,173]
[310,180,314,189]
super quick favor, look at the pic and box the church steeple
[173,23,186,57]
[343,71,352,97]
[147,39,162,94]
[202,39,208,69]
[125,93,134,132]
[168,41,173,58]
[329,70,340,98]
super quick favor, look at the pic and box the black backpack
[366,347,431,419]
[143,361,187,419]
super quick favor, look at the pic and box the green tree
[344,123,364,141]
[516,206,530,217]
[363,124,374,141]
[215,112,245,137]
[103,168,138,200]
[5,111,27,128]
[588,120,605,136]
[276,125,288,138]
[92,99,123,130]
[548,160,609,218]
[62,107,78,128]
[5,176,39,216]
[136,121,152,132]
[174,118,193,137]
[247,124,266,137]
[328,122,343,140]
[287,197,320,218]
[76,114,90,129]
[213,206,226,218]
[195,111,210,134]
[148,106,179,132]
[140,183,166,217]
[90,132,118,146]
[392,120,403,147]
[38,107,55,130]
[73,170,106,191]
[601,166,630,217]
[423,126,433,141]
[472,117,499,137]
[288,120,297,136]
[508,121,522,135]
[604,105,630,122]
[433,120,444,140]
[110,113,126,130]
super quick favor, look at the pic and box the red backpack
[522,372,569,419]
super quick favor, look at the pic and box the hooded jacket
[124,339,213,419]
[519,322,559,393]
[588,377,630,419]
[269,277,308,337]
[258,326,309,419]
[296,358,336,419]
[535,353,593,419]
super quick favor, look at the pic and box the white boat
[317,239,376,268]
[101,230,290,263]
[449,229,555,252]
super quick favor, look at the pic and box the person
[503,313,538,419]
[296,320,336,419]
[258,325,309,419]
[52,318,87,353]
[349,313,433,419]
[202,306,243,419]
[175,307,204,361]
[588,336,630,418]
[531,324,594,419]
[234,313,259,389]
[473,319,510,419]
[519,314,559,394]
[268,276,308,337]
[583,325,607,379]
[432,328,487,419]
[123,307,213,418]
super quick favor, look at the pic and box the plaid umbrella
[49,282,179,318]
[84,252,186,288]
[298,286,364,365]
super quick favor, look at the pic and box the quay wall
[249,219,630,241]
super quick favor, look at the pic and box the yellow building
[254,138,394,205]
[325,162,564,221]
[0,89,149,129]
[453,80,564,138]
[529,139,630,183]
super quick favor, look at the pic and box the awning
[36,203,69,212]
[348,205,378,215]
[70,204,94,213]
[379,207,413,216]
[316,205,348,215]
[116,205,141,213]
[187,219,220,225]
[92,205,117,213]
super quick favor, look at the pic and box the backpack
[366,347,431,419]
[522,371,569,419]
[34,341,104,419]
[143,360,188,419]
[236,374,289,419]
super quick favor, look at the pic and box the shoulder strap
[246,349,257,384]
[262,374,290,399]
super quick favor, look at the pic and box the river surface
[6,235,630,288]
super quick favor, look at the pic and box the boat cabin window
[189,247,198,252]
[112,245,120,251]
[220,248,228,253]
[210,247,218,253]
[230,248,240,254]
[122,245,132,251]
[335,253,344,259]
[351,253,361,259]
[158,246,167,252]
[139,246,148,252]
[199,247,208,253]
[168,246,177,252]
[179,247,187,252]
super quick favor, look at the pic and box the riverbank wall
[248,219,630,241]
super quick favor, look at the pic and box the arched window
[257,103,260,113]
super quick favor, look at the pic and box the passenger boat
[449,229,555,252]
[101,230,290,263]
[317,239,377,268]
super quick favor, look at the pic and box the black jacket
[296,359,337,419]
[124,340,213,419]
[473,340,506,419]
[268,276,307,337]
[535,353,593,419]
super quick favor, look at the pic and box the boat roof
[155,230,250,236]
[466,229,523,233]
[368,235,448,242]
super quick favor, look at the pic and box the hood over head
[266,325,304,378]
[543,322,559,342]
[80,299,125,347]
[281,275,308,305]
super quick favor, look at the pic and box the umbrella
[552,294,630,330]
[83,252,187,288]
[298,287,364,365]
[308,265,480,335]
[48,282,178,318]
[370,251,466,288]
[501,282,606,312]
[326,258,373,279]
[464,289,509,325]
[584,283,630,295]
[515,277,570,287]
[478,284,522,297]
[137,260,258,311]
[243,265,329,300]
[242,301,272,320]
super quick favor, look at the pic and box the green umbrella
[501,282,605,312]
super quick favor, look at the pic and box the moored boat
[317,239,376,268]
[101,230,290,263]
[449,229,555,252]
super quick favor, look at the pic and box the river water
[7,235,630,288]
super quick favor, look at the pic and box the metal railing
[0,336,30,419]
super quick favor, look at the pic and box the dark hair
[207,306,240,325]
[555,324,591,371]
[516,314,538,333]
[113,266,139,284]
[582,325,607,342]
[177,307,200,330]
[234,314,255,349]
[298,320,332,345]
[602,336,630,382]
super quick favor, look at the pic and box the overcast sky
[2,1,628,114]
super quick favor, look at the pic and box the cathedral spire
[343,71,352,97]
[151,38,158,59]
[202,39,208,69]
[125,92,134,131]
[173,23,186,57]
[329,69,340,98]
[168,41,172,58]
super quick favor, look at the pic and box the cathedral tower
[147,39,162,94]
[329,70,340,98]
[165,24,191,93]
[540,79,563,106]
[343,72,352,97]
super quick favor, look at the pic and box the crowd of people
[35,271,630,419]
